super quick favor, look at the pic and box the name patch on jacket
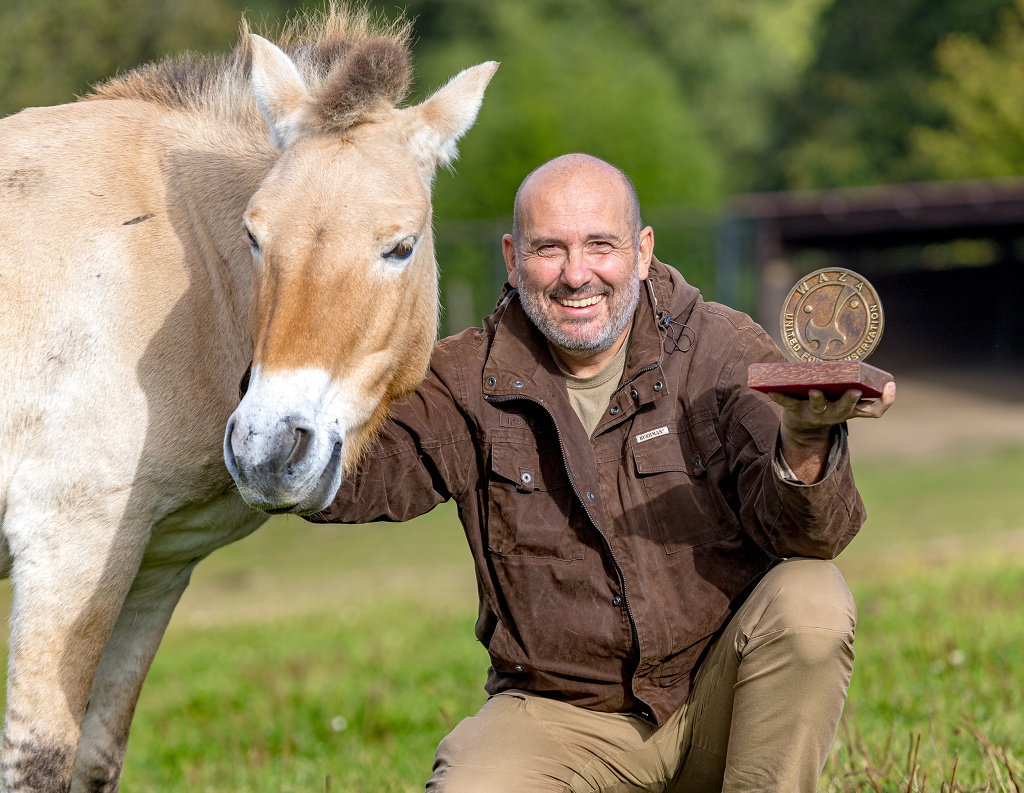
[635,426,669,443]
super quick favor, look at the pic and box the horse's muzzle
[224,401,345,515]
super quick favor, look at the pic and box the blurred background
[4,0,1024,789]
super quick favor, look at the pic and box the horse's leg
[70,494,268,792]
[1,513,146,793]
[70,561,195,793]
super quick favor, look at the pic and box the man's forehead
[519,167,630,228]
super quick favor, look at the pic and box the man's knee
[760,558,856,632]
[426,694,576,793]
[738,558,856,671]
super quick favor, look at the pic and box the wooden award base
[748,361,893,400]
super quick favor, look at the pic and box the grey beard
[517,258,641,355]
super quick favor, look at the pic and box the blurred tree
[605,0,833,193]
[912,0,1024,179]
[410,0,722,220]
[0,0,297,118]
[762,0,1015,190]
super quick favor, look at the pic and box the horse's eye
[244,228,260,253]
[384,236,416,262]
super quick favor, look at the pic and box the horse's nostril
[224,416,239,470]
[287,426,313,468]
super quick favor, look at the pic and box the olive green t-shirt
[550,337,630,439]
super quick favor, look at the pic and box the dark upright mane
[84,4,412,133]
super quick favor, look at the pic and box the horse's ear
[402,62,499,170]
[249,34,311,150]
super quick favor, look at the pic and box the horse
[0,6,496,790]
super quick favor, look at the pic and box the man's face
[504,168,651,358]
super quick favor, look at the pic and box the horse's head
[225,34,496,514]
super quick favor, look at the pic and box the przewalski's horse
[0,7,496,790]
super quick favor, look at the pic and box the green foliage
[414,0,722,221]
[606,0,833,192]
[764,0,1016,189]
[912,1,1024,180]
[0,0,270,118]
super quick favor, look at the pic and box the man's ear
[249,34,312,149]
[400,61,499,172]
[502,234,519,287]
[637,226,654,281]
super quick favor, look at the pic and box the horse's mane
[84,4,412,134]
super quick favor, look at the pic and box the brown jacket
[310,258,865,724]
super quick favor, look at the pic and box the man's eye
[385,236,416,261]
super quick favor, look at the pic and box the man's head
[502,154,653,374]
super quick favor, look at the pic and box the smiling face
[503,156,653,375]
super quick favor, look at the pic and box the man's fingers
[836,389,862,412]
[766,391,800,410]
[853,381,895,419]
[807,389,828,415]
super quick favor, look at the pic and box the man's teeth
[556,295,603,308]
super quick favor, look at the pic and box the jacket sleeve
[306,341,477,525]
[718,327,866,559]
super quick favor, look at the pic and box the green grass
[21,448,1024,789]
[122,606,488,792]
[826,557,1024,792]
[843,445,1024,560]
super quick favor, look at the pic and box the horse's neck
[160,114,277,351]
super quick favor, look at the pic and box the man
[309,153,895,791]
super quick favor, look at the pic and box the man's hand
[767,381,896,484]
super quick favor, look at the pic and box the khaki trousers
[427,558,856,793]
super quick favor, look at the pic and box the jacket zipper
[612,359,661,401]
[485,392,652,718]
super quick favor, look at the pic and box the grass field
[15,447,1024,790]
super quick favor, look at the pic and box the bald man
[308,154,895,792]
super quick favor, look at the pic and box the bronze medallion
[779,267,884,363]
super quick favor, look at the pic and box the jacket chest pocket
[486,441,585,560]
[632,422,732,554]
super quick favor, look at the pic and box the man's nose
[562,246,591,289]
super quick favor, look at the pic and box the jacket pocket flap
[491,442,568,491]
[632,423,722,477]
[633,433,688,475]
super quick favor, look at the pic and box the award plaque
[748,267,893,400]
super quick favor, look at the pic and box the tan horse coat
[0,8,495,791]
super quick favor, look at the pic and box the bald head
[511,154,642,253]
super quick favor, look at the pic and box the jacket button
[521,472,532,484]
[630,389,638,400]
[486,376,496,387]
[514,664,524,672]
[513,380,524,388]
[587,492,595,501]
[653,381,663,391]
[610,405,619,415]
[612,595,622,606]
